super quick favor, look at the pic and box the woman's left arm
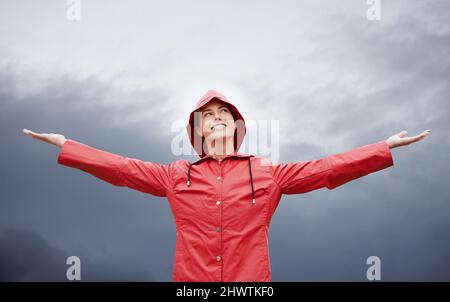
[385,130,431,149]
[271,129,431,195]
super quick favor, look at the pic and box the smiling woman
[21,89,431,282]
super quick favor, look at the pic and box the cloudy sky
[0,0,449,281]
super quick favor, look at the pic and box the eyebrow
[202,106,229,113]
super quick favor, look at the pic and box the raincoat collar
[186,153,257,205]
[190,151,254,166]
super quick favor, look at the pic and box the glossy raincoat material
[57,90,394,282]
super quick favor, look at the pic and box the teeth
[212,124,226,130]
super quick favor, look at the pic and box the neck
[205,136,235,159]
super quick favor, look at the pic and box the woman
[22,89,430,282]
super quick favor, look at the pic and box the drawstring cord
[248,157,255,205]
[186,158,255,205]
[187,163,192,187]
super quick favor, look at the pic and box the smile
[211,123,227,130]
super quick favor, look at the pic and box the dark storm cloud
[245,1,450,281]
[0,228,154,281]
[0,228,67,281]
[0,0,449,281]
[0,65,178,281]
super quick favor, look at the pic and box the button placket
[216,160,223,281]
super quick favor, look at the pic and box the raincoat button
[216,176,221,181]
[216,256,221,262]
[216,201,221,206]
[215,227,221,232]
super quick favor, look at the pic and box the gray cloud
[0,65,178,281]
[0,0,449,281]
[0,228,154,281]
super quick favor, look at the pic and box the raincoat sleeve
[57,139,171,197]
[271,140,394,194]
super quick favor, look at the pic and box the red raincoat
[57,89,394,282]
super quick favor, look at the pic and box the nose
[214,110,222,120]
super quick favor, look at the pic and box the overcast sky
[1,0,449,281]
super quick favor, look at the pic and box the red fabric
[57,138,393,281]
[57,89,393,281]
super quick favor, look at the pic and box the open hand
[22,128,66,148]
[385,130,430,149]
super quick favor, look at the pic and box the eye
[221,108,229,113]
[204,112,212,117]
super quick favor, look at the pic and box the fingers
[23,128,41,138]
[404,130,431,145]
[23,128,39,138]
[22,128,49,143]
[412,130,431,140]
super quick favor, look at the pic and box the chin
[210,133,226,140]
[208,131,233,141]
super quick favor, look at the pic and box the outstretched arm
[22,128,171,197]
[271,129,431,195]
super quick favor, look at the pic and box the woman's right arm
[22,128,171,197]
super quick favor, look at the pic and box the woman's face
[195,99,236,143]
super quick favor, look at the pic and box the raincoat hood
[186,89,247,158]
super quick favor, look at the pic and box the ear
[195,125,203,137]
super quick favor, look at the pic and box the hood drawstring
[186,158,255,205]
[187,163,192,187]
[248,157,256,205]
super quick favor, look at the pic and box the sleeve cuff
[57,139,81,166]
[376,139,395,168]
